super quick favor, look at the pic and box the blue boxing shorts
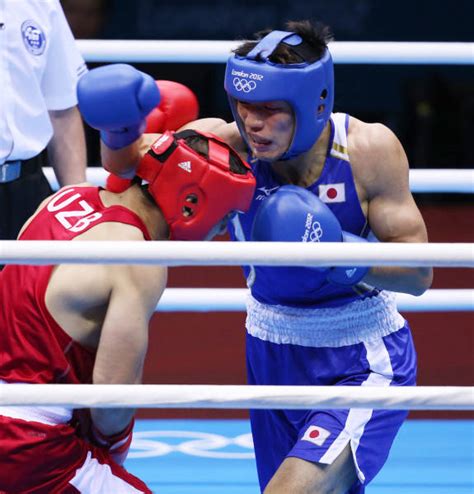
[246,320,417,493]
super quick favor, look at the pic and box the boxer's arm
[181,119,247,155]
[180,117,227,133]
[102,133,164,194]
[102,119,244,180]
[90,257,166,437]
[104,123,244,197]
[356,124,433,295]
[100,139,143,178]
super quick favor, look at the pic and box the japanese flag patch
[318,183,346,203]
[301,425,331,446]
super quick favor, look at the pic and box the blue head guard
[224,30,334,160]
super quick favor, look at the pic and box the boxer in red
[0,124,255,492]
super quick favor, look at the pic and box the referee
[0,0,87,240]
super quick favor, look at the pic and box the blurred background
[60,0,473,419]
[61,0,474,173]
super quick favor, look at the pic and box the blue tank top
[228,113,378,308]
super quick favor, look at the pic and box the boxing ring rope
[0,384,472,410]
[157,288,473,312]
[2,241,473,313]
[77,40,474,64]
[1,240,473,267]
[43,167,474,194]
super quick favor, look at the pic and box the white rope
[77,40,474,65]
[43,167,474,194]
[157,288,474,312]
[408,169,474,193]
[1,241,472,267]
[0,384,472,410]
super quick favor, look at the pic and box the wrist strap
[92,418,134,447]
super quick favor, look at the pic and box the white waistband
[0,406,72,425]
[0,380,72,425]
[246,291,405,348]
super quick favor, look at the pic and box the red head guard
[136,130,256,240]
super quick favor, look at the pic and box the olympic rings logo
[309,221,324,242]
[301,217,324,243]
[232,78,257,93]
[129,430,255,459]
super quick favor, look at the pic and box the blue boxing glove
[77,64,160,149]
[251,185,342,249]
[250,185,341,301]
[252,185,369,287]
[326,231,369,286]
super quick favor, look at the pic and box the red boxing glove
[145,80,199,133]
[92,419,135,466]
[106,173,133,193]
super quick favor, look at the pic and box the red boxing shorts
[0,407,151,493]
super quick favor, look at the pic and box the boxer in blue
[79,19,433,494]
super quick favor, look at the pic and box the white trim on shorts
[69,451,145,493]
[317,338,394,483]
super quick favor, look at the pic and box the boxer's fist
[252,185,368,287]
[251,185,342,247]
[145,80,199,133]
[77,64,160,149]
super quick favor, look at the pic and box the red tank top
[0,186,151,384]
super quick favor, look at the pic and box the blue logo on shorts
[21,20,46,55]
